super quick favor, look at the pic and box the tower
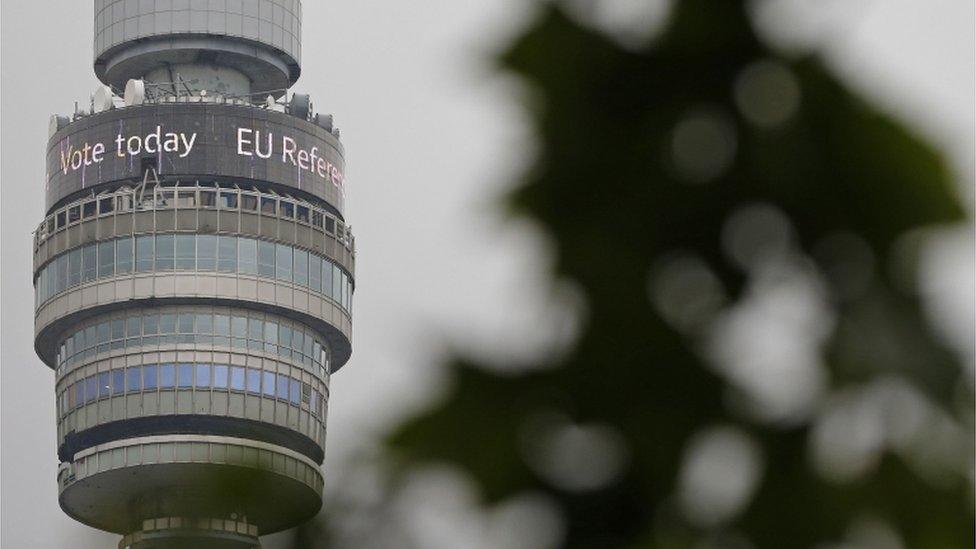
[32,2,353,547]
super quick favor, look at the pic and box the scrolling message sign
[46,105,346,213]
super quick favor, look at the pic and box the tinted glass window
[239,238,257,275]
[68,249,81,286]
[257,240,275,277]
[195,364,210,388]
[294,250,308,286]
[144,364,157,390]
[159,364,175,388]
[155,234,174,270]
[214,365,229,389]
[218,236,237,273]
[85,377,98,403]
[82,245,97,282]
[231,366,245,391]
[276,244,292,282]
[215,314,231,336]
[98,241,115,277]
[263,371,276,396]
[178,364,194,387]
[112,370,125,395]
[175,235,195,269]
[309,256,322,293]
[197,235,217,271]
[135,236,153,272]
[247,368,261,393]
[116,237,133,273]
[127,366,142,391]
[242,194,258,211]
[98,372,111,398]
[220,192,238,209]
[276,374,289,399]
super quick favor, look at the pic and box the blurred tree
[296,1,972,547]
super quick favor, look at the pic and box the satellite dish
[49,114,70,138]
[266,95,276,109]
[314,113,334,132]
[93,85,114,112]
[124,79,145,106]
[289,93,311,120]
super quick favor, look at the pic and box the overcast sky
[2,1,972,547]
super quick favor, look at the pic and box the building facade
[32,2,353,547]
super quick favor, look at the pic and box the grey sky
[2,1,972,547]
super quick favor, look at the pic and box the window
[294,250,308,287]
[246,368,261,393]
[135,236,153,272]
[74,382,84,408]
[126,316,141,338]
[197,235,217,270]
[332,264,341,300]
[98,372,111,398]
[297,205,309,223]
[200,190,216,207]
[230,366,245,391]
[248,318,263,351]
[159,314,177,335]
[83,201,97,219]
[196,313,213,335]
[219,191,238,209]
[98,241,115,277]
[116,194,133,212]
[56,211,66,229]
[117,237,133,274]
[232,316,247,338]
[276,244,293,282]
[325,217,335,234]
[322,261,333,298]
[289,378,301,404]
[195,364,211,388]
[309,256,322,293]
[82,245,97,282]
[177,313,194,333]
[279,325,292,359]
[257,240,275,277]
[175,235,195,269]
[178,364,194,387]
[176,191,196,208]
[127,366,142,391]
[260,197,276,215]
[144,314,159,335]
[276,374,290,399]
[241,194,258,211]
[112,370,125,395]
[68,249,81,286]
[263,371,276,397]
[85,377,98,403]
[264,321,278,353]
[214,314,230,336]
[144,365,157,390]
[155,234,174,270]
[217,236,237,273]
[281,201,295,218]
[214,365,229,389]
[312,210,323,228]
[68,206,81,224]
[239,238,257,275]
[159,364,175,388]
[99,197,114,214]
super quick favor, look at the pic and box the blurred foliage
[296,1,972,547]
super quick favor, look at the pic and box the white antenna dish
[93,85,114,112]
[124,79,145,106]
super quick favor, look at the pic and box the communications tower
[33,1,353,547]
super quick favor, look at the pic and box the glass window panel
[127,366,142,391]
[232,316,247,338]
[99,197,114,214]
[322,260,333,298]
[57,255,68,293]
[312,210,323,228]
[112,370,125,395]
[276,374,289,399]
[215,314,231,336]
[73,382,83,408]
[246,368,261,393]
[213,365,229,389]
[135,236,153,272]
[175,235,195,269]
[85,377,98,403]
[97,322,111,344]
[126,316,141,337]
[281,201,294,218]
[98,241,115,277]
[332,265,341,302]
[278,325,292,358]
[200,190,216,207]
[289,378,301,404]
[264,321,278,345]
[82,245,97,282]
[68,206,81,224]
[309,256,322,293]
[260,197,276,214]
[116,237,133,273]
[197,235,217,271]
[143,314,159,334]
[239,238,257,275]
[325,216,335,234]
[177,313,194,333]
[144,364,157,390]
[294,250,308,287]
[159,314,177,334]
[310,390,319,416]
[302,382,311,404]
[195,364,211,388]
[218,236,237,273]
[263,371,276,397]
[98,372,111,398]
[292,329,304,357]
[257,240,276,277]
[83,201,97,218]
[178,364,194,387]
[297,205,309,223]
[219,191,238,209]
[196,314,213,334]
[68,249,82,286]
[276,244,292,282]
[159,364,175,388]
[241,194,258,211]
[155,234,174,270]
[230,366,245,391]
